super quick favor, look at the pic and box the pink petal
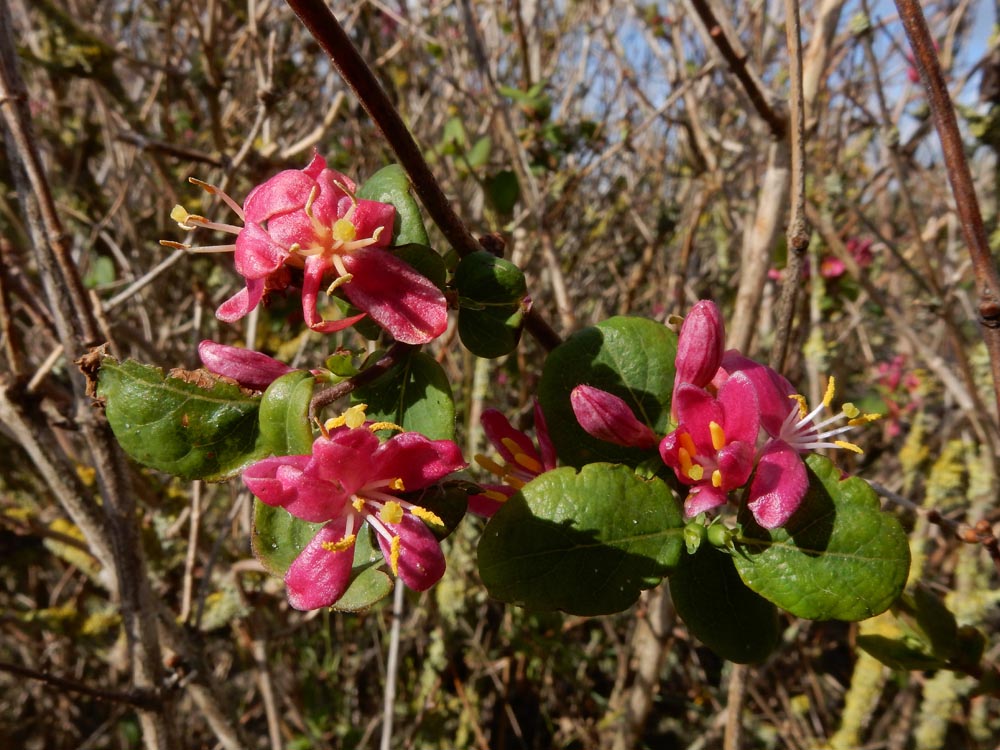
[716,372,760,445]
[216,278,264,323]
[198,340,293,390]
[349,200,396,246]
[233,222,289,280]
[243,169,316,224]
[532,401,558,471]
[715,440,754,490]
[341,248,448,344]
[284,518,356,610]
[378,513,446,591]
[684,484,728,517]
[672,384,724,453]
[300,256,368,333]
[468,485,514,517]
[570,385,658,448]
[243,456,349,523]
[309,428,382,492]
[719,352,797,437]
[371,432,466,491]
[746,440,809,528]
[674,300,725,390]
[481,409,538,466]
[302,152,329,180]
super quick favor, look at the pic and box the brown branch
[770,0,810,373]
[0,659,161,710]
[310,341,415,415]
[686,0,788,139]
[282,0,562,350]
[895,0,1000,428]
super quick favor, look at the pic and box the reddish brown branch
[895,0,1000,427]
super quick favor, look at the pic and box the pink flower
[470,402,556,517]
[198,340,293,391]
[673,299,725,410]
[243,416,465,610]
[168,154,448,344]
[659,373,759,518]
[570,385,658,448]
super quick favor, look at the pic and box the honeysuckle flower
[167,153,448,345]
[470,402,556,517]
[242,406,466,610]
[198,340,294,391]
[570,385,658,448]
[672,299,725,412]
[659,372,760,518]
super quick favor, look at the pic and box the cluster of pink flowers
[243,405,465,610]
[571,301,878,529]
[768,237,874,282]
[169,153,447,345]
[875,354,922,438]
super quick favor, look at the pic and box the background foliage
[1,0,998,748]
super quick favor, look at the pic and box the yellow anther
[368,420,404,434]
[187,176,216,193]
[411,506,445,526]
[170,204,198,228]
[711,469,723,488]
[332,218,358,243]
[679,432,698,458]
[822,376,836,408]
[389,477,405,492]
[380,501,404,525]
[687,465,704,482]
[842,402,860,419]
[790,393,808,419]
[325,404,368,431]
[352,497,365,512]
[475,454,507,478]
[834,440,864,454]
[321,533,356,553]
[505,476,527,490]
[848,413,881,427]
[159,240,190,250]
[513,452,543,473]
[709,421,726,452]
[482,489,509,503]
[389,535,401,575]
[678,447,694,476]
[326,273,354,294]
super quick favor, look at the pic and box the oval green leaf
[670,544,781,664]
[732,454,910,621]
[357,164,430,246]
[454,250,528,358]
[259,371,315,456]
[352,350,456,441]
[538,316,676,468]
[478,464,684,616]
[97,358,268,481]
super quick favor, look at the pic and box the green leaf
[329,529,394,612]
[454,251,528,358]
[259,371,315,456]
[732,454,910,621]
[251,500,323,577]
[352,350,456,441]
[466,136,492,169]
[478,464,683,616]
[97,359,268,481]
[357,164,429,246]
[391,243,448,291]
[484,170,520,214]
[538,317,676,468]
[670,545,781,664]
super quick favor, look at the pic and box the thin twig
[310,341,415,415]
[380,578,405,750]
[771,0,809,373]
[0,660,161,711]
[895,0,1000,428]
